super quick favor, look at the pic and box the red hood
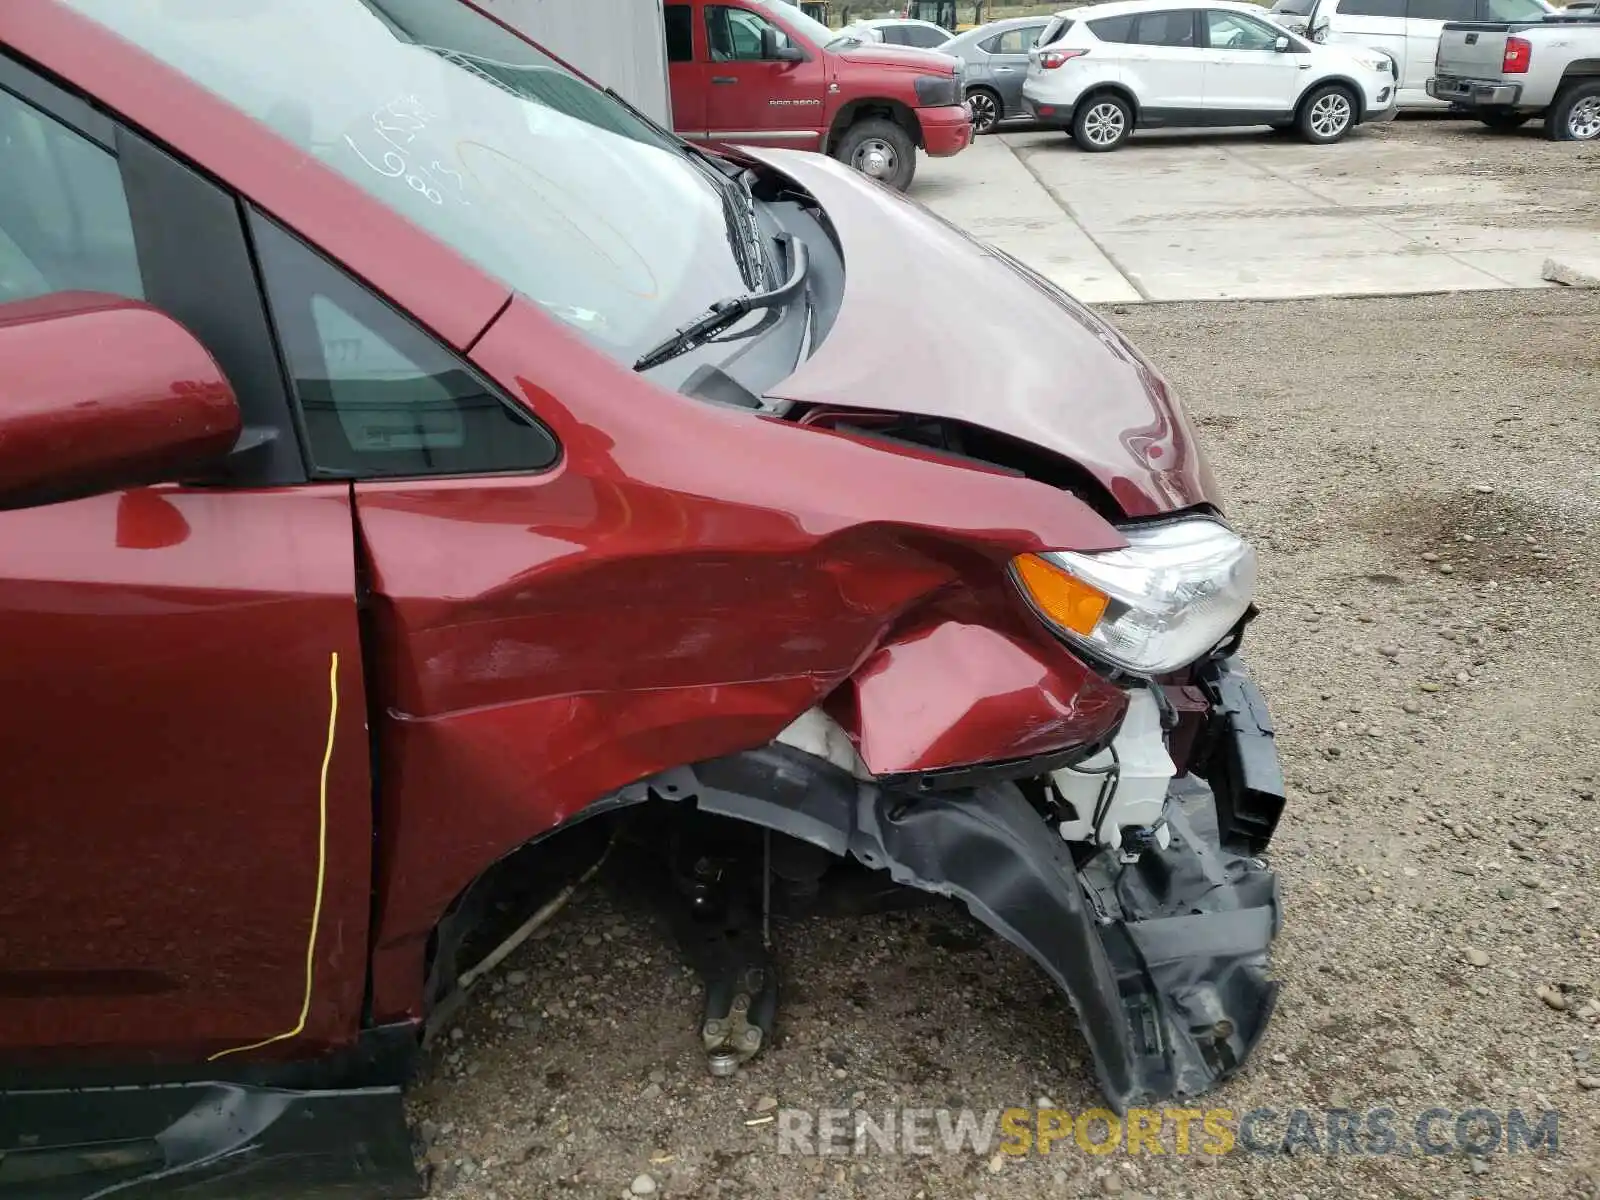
[833,42,957,72]
[750,150,1221,519]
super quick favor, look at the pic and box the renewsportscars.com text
[773,1106,1561,1158]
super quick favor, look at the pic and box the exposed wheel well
[824,99,921,154]
[1298,77,1363,122]
[1072,85,1140,126]
[1561,59,1600,81]
[419,808,616,1033]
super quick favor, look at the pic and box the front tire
[1071,93,1133,152]
[1478,110,1530,131]
[967,87,1002,135]
[833,117,918,191]
[1298,83,1357,144]
[1545,79,1600,142]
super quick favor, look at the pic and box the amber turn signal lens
[1013,554,1110,636]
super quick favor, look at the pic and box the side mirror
[1275,34,1292,50]
[761,27,807,61]
[0,293,242,512]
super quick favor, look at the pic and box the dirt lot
[943,112,1600,303]
[412,135,1600,1200]
[1364,110,1600,202]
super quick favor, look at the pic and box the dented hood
[753,149,1220,519]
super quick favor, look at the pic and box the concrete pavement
[911,121,1600,303]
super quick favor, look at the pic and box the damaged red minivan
[0,0,1284,1195]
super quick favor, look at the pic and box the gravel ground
[411,155,1600,1200]
[1368,111,1600,195]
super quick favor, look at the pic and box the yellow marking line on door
[208,651,338,1061]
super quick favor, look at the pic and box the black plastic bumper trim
[1197,655,1286,856]
[626,697,1284,1113]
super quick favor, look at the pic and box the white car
[1021,0,1399,150]
[1267,0,1556,107]
[836,17,956,48]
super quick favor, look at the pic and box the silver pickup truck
[1428,14,1600,137]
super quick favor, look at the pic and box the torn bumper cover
[623,655,1284,1112]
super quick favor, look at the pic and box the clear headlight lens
[1012,517,1256,674]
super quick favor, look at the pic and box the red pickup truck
[664,0,973,190]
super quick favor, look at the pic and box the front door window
[707,5,788,59]
[0,86,142,303]
[1205,10,1284,50]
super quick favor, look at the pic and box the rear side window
[1481,0,1544,17]
[904,24,950,46]
[1343,0,1406,15]
[1133,10,1198,45]
[1088,13,1136,40]
[664,4,694,61]
[995,24,1046,52]
[252,215,558,479]
[1406,0,1474,17]
[880,24,909,43]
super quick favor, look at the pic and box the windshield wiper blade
[598,88,771,288]
[697,159,766,290]
[633,234,808,372]
[735,168,769,289]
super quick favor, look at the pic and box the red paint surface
[361,297,1127,1018]
[3,4,1222,1059]
[918,104,977,156]
[837,619,1126,775]
[0,486,371,1062]
[0,293,240,510]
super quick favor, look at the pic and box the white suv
[1022,0,1399,150]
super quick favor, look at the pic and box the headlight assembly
[915,73,962,108]
[1012,517,1257,675]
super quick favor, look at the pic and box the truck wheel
[834,118,917,191]
[1545,79,1600,142]
[1297,83,1356,144]
[966,87,1002,135]
[1071,93,1132,152]
[1478,111,1530,131]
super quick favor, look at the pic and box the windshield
[755,0,842,45]
[1270,0,1317,14]
[1487,0,1548,15]
[64,0,753,363]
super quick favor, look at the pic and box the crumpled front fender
[828,619,1128,779]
